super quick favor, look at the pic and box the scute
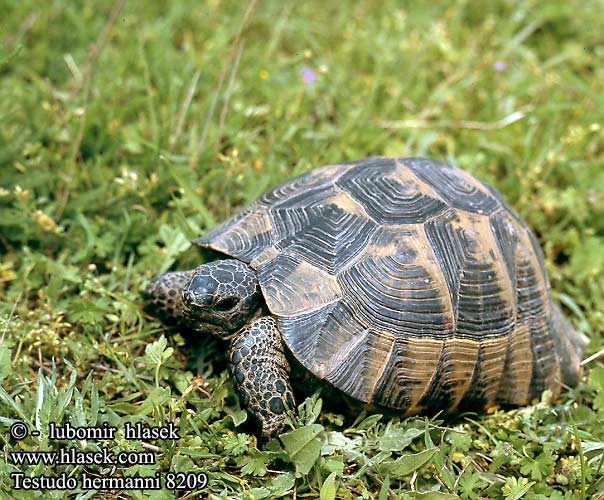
[336,158,449,224]
[405,157,500,215]
[194,157,584,412]
[193,164,351,262]
[257,252,342,316]
[194,203,274,263]
[270,197,378,274]
[424,209,516,340]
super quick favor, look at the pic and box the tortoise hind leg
[550,303,587,388]
[143,270,195,326]
[229,317,295,440]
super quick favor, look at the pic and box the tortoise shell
[194,157,583,414]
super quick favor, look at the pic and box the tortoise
[144,156,586,439]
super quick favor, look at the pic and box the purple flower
[300,66,317,84]
[493,60,506,71]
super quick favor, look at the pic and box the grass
[1,0,604,498]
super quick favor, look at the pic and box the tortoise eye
[215,297,239,311]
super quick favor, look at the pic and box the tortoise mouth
[182,295,259,338]
[194,319,234,338]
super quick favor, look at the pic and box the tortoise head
[182,259,263,337]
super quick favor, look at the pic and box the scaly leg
[143,270,195,326]
[229,317,295,440]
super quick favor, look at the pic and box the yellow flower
[34,210,58,232]
[14,185,31,201]
[259,70,269,80]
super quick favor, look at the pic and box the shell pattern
[195,157,581,414]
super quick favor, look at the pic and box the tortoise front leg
[143,270,195,326]
[229,317,295,440]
